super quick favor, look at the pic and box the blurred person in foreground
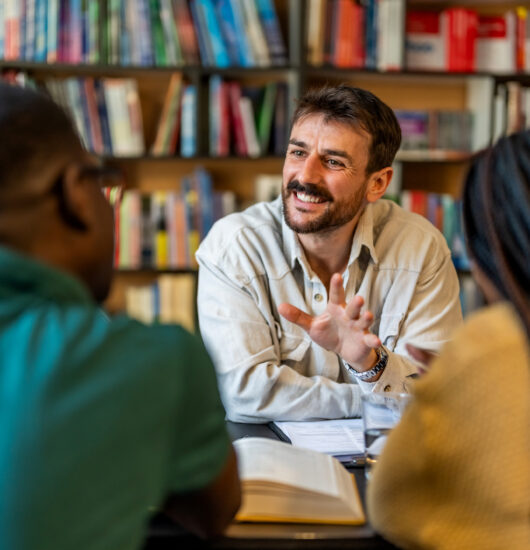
[367,130,530,549]
[0,82,240,550]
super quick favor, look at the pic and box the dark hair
[0,82,81,194]
[291,85,402,174]
[462,131,530,336]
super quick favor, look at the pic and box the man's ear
[57,164,89,231]
[365,167,393,203]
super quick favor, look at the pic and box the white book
[476,12,516,74]
[233,437,365,525]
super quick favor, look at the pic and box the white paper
[273,419,365,460]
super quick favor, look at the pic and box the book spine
[180,83,197,157]
[255,0,287,65]
[46,0,59,62]
[197,0,230,67]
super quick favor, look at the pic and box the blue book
[214,0,247,66]
[136,0,154,65]
[227,0,255,66]
[94,79,113,155]
[189,0,213,65]
[46,0,59,62]
[255,0,287,65]
[365,0,378,70]
[119,0,130,65]
[34,0,48,63]
[196,0,230,67]
[180,84,197,157]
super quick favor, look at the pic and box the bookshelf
[1,0,528,322]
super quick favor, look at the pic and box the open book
[233,437,365,525]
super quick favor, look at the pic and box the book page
[234,438,340,497]
[273,418,364,457]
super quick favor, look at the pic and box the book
[475,12,516,74]
[233,437,365,525]
[255,0,287,66]
[441,7,477,73]
[405,11,445,71]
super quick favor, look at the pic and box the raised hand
[278,273,381,370]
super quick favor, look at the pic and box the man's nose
[298,153,322,184]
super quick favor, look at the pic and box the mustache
[286,181,333,201]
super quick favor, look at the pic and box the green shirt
[0,246,230,550]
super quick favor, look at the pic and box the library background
[0,0,526,331]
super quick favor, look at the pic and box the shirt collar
[0,245,93,304]
[281,202,379,274]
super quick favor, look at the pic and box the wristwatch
[345,346,388,381]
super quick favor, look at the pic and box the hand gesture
[278,273,381,370]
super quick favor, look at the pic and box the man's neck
[297,217,359,292]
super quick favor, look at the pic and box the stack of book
[406,7,530,73]
[0,0,287,68]
[125,273,197,332]
[209,76,288,157]
[400,190,469,271]
[108,167,237,271]
[395,109,473,154]
[306,0,405,71]
[1,0,101,63]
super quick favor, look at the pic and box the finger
[278,303,314,332]
[405,343,435,366]
[364,333,381,349]
[344,295,364,320]
[328,273,346,306]
[354,310,374,331]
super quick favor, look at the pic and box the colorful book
[255,0,287,65]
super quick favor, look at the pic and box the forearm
[218,361,363,422]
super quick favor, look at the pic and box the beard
[281,180,367,234]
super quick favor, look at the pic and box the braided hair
[462,130,530,337]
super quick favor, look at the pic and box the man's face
[282,114,371,234]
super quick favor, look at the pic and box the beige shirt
[196,197,462,422]
[367,303,530,550]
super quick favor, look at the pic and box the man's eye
[327,159,343,167]
[289,149,304,157]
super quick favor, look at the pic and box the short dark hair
[0,82,81,194]
[463,130,530,336]
[291,85,402,174]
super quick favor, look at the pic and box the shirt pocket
[377,313,405,352]
[279,332,311,369]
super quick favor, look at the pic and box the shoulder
[60,309,214,383]
[196,198,286,278]
[370,200,451,271]
[199,199,282,254]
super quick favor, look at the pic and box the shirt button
[384,385,392,392]
[314,293,323,302]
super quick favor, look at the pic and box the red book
[442,8,478,73]
[228,82,247,157]
[334,0,354,67]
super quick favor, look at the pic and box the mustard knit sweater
[367,303,530,550]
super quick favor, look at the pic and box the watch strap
[344,346,388,381]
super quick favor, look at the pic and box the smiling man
[196,86,462,422]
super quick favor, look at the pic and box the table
[142,422,397,549]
